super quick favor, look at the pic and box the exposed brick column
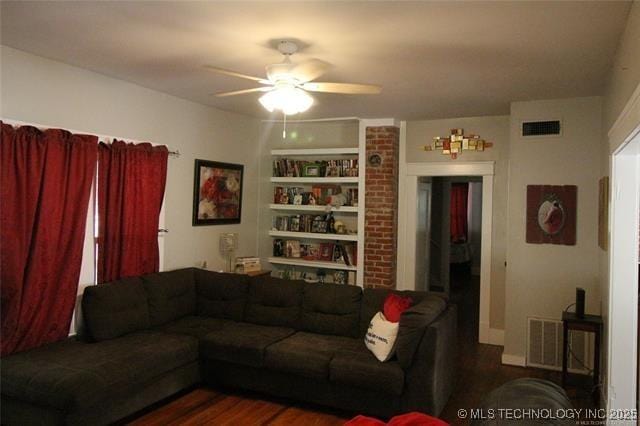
[364,126,399,288]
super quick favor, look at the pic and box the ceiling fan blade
[204,65,272,85]
[302,82,382,95]
[291,59,331,83]
[214,87,272,97]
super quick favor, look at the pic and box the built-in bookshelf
[266,123,365,286]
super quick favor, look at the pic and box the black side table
[561,311,603,398]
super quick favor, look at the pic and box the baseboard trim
[488,328,504,346]
[501,353,526,367]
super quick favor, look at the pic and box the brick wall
[364,126,400,288]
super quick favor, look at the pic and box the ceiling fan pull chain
[282,112,287,139]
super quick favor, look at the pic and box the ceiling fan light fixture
[259,86,313,115]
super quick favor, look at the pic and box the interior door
[415,181,432,292]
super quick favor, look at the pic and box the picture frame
[193,159,243,226]
[303,164,321,177]
[526,185,577,245]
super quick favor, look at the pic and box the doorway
[397,161,494,344]
[607,131,639,413]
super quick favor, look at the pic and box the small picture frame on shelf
[325,166,340,177]
[303,164,321,177]
[311,216,327,233]
[293,194,303,205]
[285,240,301,258]
[319,243,334,261]
[289,216,300,232]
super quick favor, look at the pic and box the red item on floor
[345,412,449,426]
[383,294,414,323]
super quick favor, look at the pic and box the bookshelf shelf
[268,257,357,271]
[271,147,359,156]
[269,204,358,213]
[269,230,358,241]
[270,177,358,184]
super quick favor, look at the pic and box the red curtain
[97,140,168,283]
[450,183,469,242]
[1,123,97,355]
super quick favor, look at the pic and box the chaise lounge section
[1,268,456,425]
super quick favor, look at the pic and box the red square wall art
[526,185,577,245]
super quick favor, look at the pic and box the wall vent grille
[526,317,592,374]
[522,120,561,137]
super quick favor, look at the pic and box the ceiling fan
[205,41,382,115]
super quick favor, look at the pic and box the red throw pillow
[383,293,413,323]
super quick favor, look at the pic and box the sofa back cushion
[301,283,362,337]
[195,269,249,321]
[360,289,427,337]
[244,276,304,328]
[141,268,197,327]
[82,277,150,341]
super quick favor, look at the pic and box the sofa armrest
[402,304,457,416]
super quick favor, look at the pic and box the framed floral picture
[193,159,243,225]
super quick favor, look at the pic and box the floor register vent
[526,317,592,374]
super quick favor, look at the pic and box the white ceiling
[0,1,632,120]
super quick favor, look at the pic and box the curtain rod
[1,118,180,157]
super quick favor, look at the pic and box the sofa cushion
[244,276,304,328]
[360,289,429,337]
[301,283,362,337]
[265,331,363,381]
[330,351,405,396]
[200,322,294,367]
[142,268,197,327]
[396,296,447,369]
[158,315,232,339]
[82,277,150,341]
[0,331,198,412]
[195,269,249,321]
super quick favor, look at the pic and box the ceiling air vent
[522,120,561,137]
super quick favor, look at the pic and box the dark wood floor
[127,267,593,425]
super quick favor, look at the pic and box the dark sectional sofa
[1,268,457,425]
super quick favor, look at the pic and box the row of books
[273,159,359,178]
[273,186,357,206]
[273,240,357,266]
[272,214,339,234]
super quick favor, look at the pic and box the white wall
[599,0,640,408]
[1,46,261,295]
[503,97,602,361]
[405,115,509,330]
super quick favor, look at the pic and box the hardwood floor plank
[127,389,222,426]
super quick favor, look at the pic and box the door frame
[397,143,495,344]
[606,82,640,416]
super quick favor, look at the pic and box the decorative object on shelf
[326,212,336,233]
[526,185,577,245]
[423,128,494,160]
[273,239,284,257]
[368,153,382,167]
[219,233,238,272]
[333,270,346,285]
[335,220,346,234]
[598,176,609,250]
[193,159,243,225]
[317,269,327,284]
[326,193,347,208]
